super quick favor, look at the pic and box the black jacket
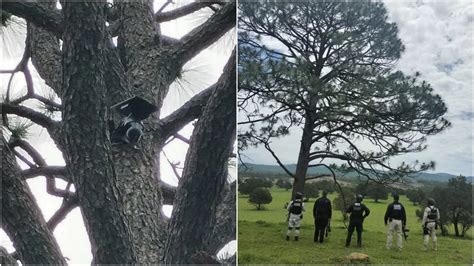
[313,196,332,220]
[346,202,370,223]
[384,201,407,226]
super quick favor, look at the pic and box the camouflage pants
[423,222,437,250]
[287,214,301,237]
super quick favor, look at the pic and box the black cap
[356,194,363,202]
[322,190,328,197]
[295,192,303,199]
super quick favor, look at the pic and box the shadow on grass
[247,207,271,211]
[255,220,273,227]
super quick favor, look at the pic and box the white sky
[241,1,474,177]
[1,0,236,263]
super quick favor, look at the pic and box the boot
[286,235,289,241]
[295,236,299,241]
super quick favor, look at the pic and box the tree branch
[172,3,235,66]
[156,0,173,14]
[1,102,57,130]
[160,35,181,46]
[157,47,237,141]
[174,133,190,144]
[159,181,177,205]
[12,149,36,168]
[47,196,79,232]
[162,150,182,180]
[158,84,216,140]
[155,2,217,23]
[10,138,72,197]
[2,1,62,38]
[1,137,66,264]
[252,136,296,178]
[0,247,18,266]
[21,166,66,179]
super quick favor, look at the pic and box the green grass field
[238,188,473,264]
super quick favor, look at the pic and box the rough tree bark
[1,138,66,265]
[164,50,236,264]
[1,0,236,264]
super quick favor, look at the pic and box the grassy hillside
[238,188,473,264]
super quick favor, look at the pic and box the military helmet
[427,198,435,205]
[356,194,364,202]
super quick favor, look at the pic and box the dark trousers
[346,221,363,247]
[314,218,328,243]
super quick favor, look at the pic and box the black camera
[110,96,157,145]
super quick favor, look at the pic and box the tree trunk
[454,220,460,237]
[61,2,136,263]
[163,51,236,264]
[439,221,448,236]
[292,107,316,199]
[206,181,237,254]
[1,138,66,265]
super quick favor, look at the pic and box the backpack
[289,200,303,215]
[427,206,438,220]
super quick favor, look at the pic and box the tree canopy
[239,177,273,195]
[238,1,450,198]
[249,187,273,210]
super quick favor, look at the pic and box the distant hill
[239,163,471,183]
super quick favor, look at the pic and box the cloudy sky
[1,0,235,263]
[241,1,473,177]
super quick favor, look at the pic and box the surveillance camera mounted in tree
[110,96,158,145]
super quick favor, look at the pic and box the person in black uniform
[345,194,370,248]
[313,190,332,243]
[384,192,407,250]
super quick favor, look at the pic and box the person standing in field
[345,194,370,248]
[313,190,332,243]
[286,192,305,241]
[422,198,440,251]
[384,192,407,251]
